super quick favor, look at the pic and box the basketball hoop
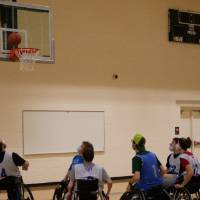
[10,48,39,71]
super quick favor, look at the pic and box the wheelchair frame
[120,186,192,200]
[0,176,34,200]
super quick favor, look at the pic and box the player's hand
[105,194,109,200]
[126,183,131,192]
[64,192,72,200]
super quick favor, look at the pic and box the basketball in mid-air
[8,32,21,47]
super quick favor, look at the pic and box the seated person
[127,133,165,193]
[175,137,200,193]
[180,137,200,176]
[54,143,85,198]
[63,143,85,181]
[66,141,112,200]
[163,137,180,187]
[0,139,29,200]
[164,137,194,190]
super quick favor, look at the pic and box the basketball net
[10,48,39,71]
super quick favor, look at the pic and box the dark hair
[134,137,146,151]
[0,142,5,152]
[82,141,94,162]
[178,137,192,151]
[172,137,179,144]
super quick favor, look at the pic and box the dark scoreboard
[169,9,200,44]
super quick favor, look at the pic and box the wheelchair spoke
[21,184,34,200]
[174,188,191,200]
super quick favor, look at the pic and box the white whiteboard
[23,110,105,155]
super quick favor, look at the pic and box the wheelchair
[19,179,34,200]
[120,185,192,200]
[73,178,107,200]
[120,185,173,200]
[53,180,69,200]
[183,175,200,200]
[0,176,34,200]
[169,175,200,200]
[167,187,191,200]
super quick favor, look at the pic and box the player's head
[82,141,94,162]
[0,139,6,152]
[131,133,146,151]
[169,137,179,152]
[78,141,87,156]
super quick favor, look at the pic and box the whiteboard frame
[22,110,105,155]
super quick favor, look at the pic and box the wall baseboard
[28,176,131,187]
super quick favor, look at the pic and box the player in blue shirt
[63,143,85,181]
[127,133,164,192]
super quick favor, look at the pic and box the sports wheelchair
[0,176,34,200]
[184,175,200,200]
[53,178,107,200]
[73,178,107,200]
[120,185,192,200]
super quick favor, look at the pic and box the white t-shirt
[70,162,110,190]
[0,152,20,180]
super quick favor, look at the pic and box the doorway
[181,108,200,158]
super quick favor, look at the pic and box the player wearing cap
[127,133,165,192]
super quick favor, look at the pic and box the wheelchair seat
[75,178,99,200]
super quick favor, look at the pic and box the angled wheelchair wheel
[120,191,145,200]
[174,188,191,200]
[21,184,34,200]
[53,181,68,200]
[194,190,200,199]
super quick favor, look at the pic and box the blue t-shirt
[68,155,84,171]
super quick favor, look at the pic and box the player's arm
[129,171,140,185]
[102,168,112,198]
[127,156,141,191]
[63,171,70,181]
[63,155,78,181]
[175,158,193,188]
[66,166,75,199]
[22,160,29,170]
[156,156,166,176]
[12,152,29,170]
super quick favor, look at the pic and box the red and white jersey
[185,151,200,176]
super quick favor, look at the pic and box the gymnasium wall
[0,0,200,183]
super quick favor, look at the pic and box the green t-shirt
[132,151,162,173]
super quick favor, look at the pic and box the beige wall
[0,0,200,184]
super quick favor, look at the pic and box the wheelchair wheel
[21,184,34,200]
[174,188,191,200]
[120,191,145,200]
[53,181,68,200]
